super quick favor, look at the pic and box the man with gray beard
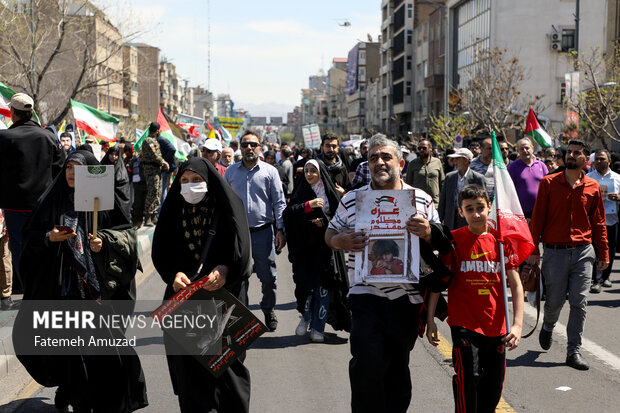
[325,133,449,413]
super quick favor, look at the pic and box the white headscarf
[305,159,330,214]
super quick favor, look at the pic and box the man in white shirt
[587,149,620,292]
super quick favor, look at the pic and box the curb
[0,227,155,380]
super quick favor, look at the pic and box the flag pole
[492,131,512,335]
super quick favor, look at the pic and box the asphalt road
[2,247,620,412]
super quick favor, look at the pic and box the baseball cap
[447,148,473,161]
[10,93,34,112]
[201,139,222,152]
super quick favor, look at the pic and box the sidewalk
[0,226,155,380]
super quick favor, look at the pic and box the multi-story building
[327,58,348,135]
[192,87,213,122]
[380,0,415,140]
[135,43,160,121]
[345,42,380,134]
[301,69,329,127]
[122,43,138,119]
[365,77,382,133]
[159,59,183,120]
[445,0,614,137]
[412,1,446,135]
[215,94,233,118]
[90,15,126,118]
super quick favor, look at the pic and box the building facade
[445,0,613,135]
[135,43,160,121]
[380,0,415,140]
[345,42,380,134]
[122,43,138,119]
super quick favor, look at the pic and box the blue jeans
[3,210,32,287]
[541,244,595,356]
[250,226,277,312]
[303,287,330,333]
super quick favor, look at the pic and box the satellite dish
[335,19,351,27]
[367,33,373,42]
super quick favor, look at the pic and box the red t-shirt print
[442,226,516,337]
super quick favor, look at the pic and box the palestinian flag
[134,107,188,161]
[488,131,535,267]
[525,107,552,149]
[71,99,119,142]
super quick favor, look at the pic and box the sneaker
[295,317,310,336]
[590,283,602,294]
[264,311,278,331]
[602,279,613,288]
[539,328,552,351]
[566,353,589,371]
[310,329,324,343]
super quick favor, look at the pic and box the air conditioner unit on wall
[550,32,561,52]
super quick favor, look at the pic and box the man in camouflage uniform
[140,122,168,226]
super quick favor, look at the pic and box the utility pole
[575,0,580,55]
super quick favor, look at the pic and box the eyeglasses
[202,148,217,153]
[240,141,259,148]
[500,147,509,151]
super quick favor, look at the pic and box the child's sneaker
[310,329,325,343]
[295,317,310,336]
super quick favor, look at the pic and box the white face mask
[180,182,208,204]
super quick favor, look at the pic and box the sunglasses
[240,142,259,148]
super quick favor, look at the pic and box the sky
[105,0,381,117]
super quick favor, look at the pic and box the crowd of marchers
[0,91,618,412]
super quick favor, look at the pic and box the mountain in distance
[235,101,295,120]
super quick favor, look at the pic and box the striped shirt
[328,181,439,304]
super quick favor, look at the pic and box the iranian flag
[525,107,552,149]
[0,82,41,123]
[488,131,535,266]
[71,99,119,142]
[134,107,189,161]
[0,82,13,118]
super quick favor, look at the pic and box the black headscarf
[101,146,132,222]
[152,157,251,299]
[19,150,129,299]
[289,159,339,218]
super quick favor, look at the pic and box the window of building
[406,56,412,70]
[407,30,412,44]
[360,51,366,60]
[561,29,576,52]
[408,4,413,18]
[406,81,411,96]
[559,82,566,105]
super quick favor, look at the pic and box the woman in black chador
[284,159,350,342]
[101,145,132,222]
[152,157,252,412]
[14,150,147,413]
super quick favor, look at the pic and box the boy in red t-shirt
[426,184,524,413]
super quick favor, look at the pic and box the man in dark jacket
[316,132,350,197]
[0,93,65,289]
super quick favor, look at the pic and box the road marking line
[523,304,620,372]
[433,332,516,413]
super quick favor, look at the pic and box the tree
[573,46,620,148]
[0,0,139,125]
[457,47,546,139]
[428,113,475,150]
